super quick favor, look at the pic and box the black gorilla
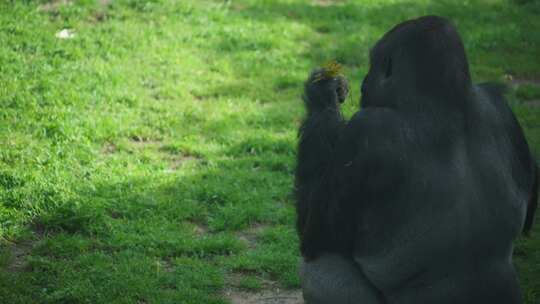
[295,16,539,304]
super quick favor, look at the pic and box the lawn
[0,0,539,303]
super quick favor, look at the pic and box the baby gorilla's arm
[300,254,384,304]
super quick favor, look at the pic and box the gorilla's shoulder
[336,107,407,165]
[472,83,516,131]
[344,107,404,142]
[475,83,509,111]
[476,82,507,101]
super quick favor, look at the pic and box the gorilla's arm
[296,68,405,260]
[525,165,539,235]
[295,70,351,259]
[477,83,539,234]
[298,106,403,304]
[333,108,405,198]
[300,254,384,304]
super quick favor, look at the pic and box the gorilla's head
[361,16,472,110]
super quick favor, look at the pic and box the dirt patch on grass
[130,136,161,147]
[37,0,72,12]
[226,289,303,304]
[169,155,198,170]
[227,272,276,289]
[227,225,303,303]
[160,146,202,171]
[190,91,210,101]
[5,240,37,272]
[155,258,175,273]
[505,74,540,86]
[230,3,248,11]
[236,224,270,249]
[524,100,540,107]
[513,79,540,86]
[187,221,209,236]
[101,142,117,155]
[312,0,345,6]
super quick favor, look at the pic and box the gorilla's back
[348,92,530,303]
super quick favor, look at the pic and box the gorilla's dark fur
[295,16,538,304]
[524,164,539,235]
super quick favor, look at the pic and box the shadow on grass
[0,130,299,302]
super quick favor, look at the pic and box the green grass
[516,83,540,101]
[0,0,539,303]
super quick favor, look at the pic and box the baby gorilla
[296,16,538,304]
[297,67,384,304]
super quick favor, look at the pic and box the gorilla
[295,16,539,304]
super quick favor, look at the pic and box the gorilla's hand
[304,68,349,111]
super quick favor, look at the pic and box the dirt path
[226,289,303,304]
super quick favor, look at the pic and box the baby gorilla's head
[304,67,349,111]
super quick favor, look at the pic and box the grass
[0,0,539,303]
